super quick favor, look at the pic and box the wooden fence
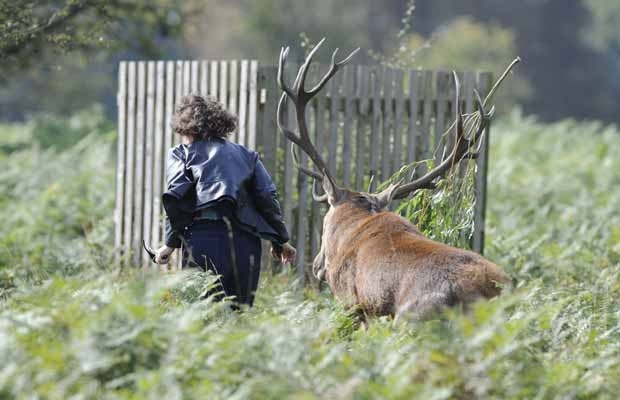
[115,59,492,278]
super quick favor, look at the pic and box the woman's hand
[271,242,296,264]
[155,245,175,264]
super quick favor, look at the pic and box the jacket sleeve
[250,156,290,245]
[162,148,195,248]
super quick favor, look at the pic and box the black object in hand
[142,240,157,263]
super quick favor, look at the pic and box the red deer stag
[277,39,515,321]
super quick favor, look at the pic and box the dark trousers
[182,219,262,306]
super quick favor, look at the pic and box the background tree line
[1,0,618,123]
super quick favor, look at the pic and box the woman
[155,94,296,306]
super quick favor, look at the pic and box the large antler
[390,58,521,200]
[277,38,359,201]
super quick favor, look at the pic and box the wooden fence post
[472,72,493,254]
[115,62,127,265]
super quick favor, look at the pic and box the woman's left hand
[280,243,296,264]
[155,245,175,264]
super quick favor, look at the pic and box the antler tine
[291,144,323,180]
[290,143,328,201]
[307,47,360,96]
[312,179,328,202]
[277,93,301,144]
[337,47,360,65]
[278,47,297,101]
[296,37,326,98]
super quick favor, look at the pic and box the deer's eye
[354,196,372,208]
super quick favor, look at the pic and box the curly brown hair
[171,94,237,138]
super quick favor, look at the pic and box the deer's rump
[343,230,511,318]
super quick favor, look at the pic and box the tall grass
[0,113,115,296]
[1,110,619,398]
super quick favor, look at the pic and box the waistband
[193,203,234,221]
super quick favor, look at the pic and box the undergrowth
[1,110,619,398]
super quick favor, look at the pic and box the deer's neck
[324,204,373,248]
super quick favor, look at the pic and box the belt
[193,209,224,221]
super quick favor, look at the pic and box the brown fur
[314,199,511,321]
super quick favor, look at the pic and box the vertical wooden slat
[152,61,165,249]
[434,71,451,163]
[342,65,355,187]
[238,60,249,146]
[257,64,277,273]
[356,65,370,190]
[165,62,175,153]
[472,72,493,254]
[310,65,327,265]
[256,65,275,273]
[456,72,474,178]
[229,60,239,143]
[297,64,323,283]
[133,62,146,266]
[209,61,218,97]
[115,62,127,262]
[176,61,191,269]
[191,60,199,93]
[444,72,459,154]
[282,63,297,240]
[381,67,393,181]
[327,72,340,177]
[369,67,382,191]
[165,60,176,270]
[162,62,175,267]
[419,70,434,173]
[258,65,277,172]
[407,69,421,164]
[248,60,259,150]
[463,72,476,114]
[123,62,136,262]
[219,60,228,106]
[175,60,184,98]
[183,60,191,95]
[295,111,309,284]
[142,62,155,266]
[174,61,184,147]
[393,69,405,174]
[200,61,209,96]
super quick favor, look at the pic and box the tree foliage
[0,0,200,79]
[237,0,382,62]
[583,0,620,53]
[391,17,530,111]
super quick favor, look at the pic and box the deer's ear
[322,173,343,206]
[372,181,402,210]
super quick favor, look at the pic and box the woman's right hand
[155,245,175,264]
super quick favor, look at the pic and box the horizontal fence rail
[115,60,492,280]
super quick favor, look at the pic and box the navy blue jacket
[162,137,290,248]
